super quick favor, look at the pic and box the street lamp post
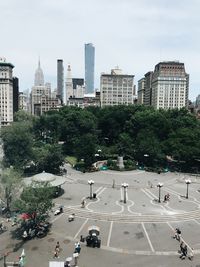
[121,183,129,204]
[185,179,191,199]
[157,182,163,203]
[88,180,94,199]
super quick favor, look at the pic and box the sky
[1,0,200,100]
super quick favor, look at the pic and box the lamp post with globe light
[157,182,163,203]
[185,179,191,199]
[121,183,129,204]
[88,180,94,199]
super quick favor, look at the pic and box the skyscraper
[0,57,15,125]
[30,60,51,115]
[85,43,95,93]
[151,61,189,109]
[65,64,73,105]
[139,62,189,109]
[57,59,64,103]
[34,59,44,86]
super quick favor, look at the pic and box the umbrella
[65,257,72,262]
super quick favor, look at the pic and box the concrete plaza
[1,166,200,267]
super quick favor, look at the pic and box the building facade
[65,64,73,105]
[57,59,64,103]
[85,43,95,93]
[151,61,189,109]
[30,61,52,115]
[139,62,189,109]
[0,58,15,125]
[13,77,19,114]
[137,77,145,104]
[100,67,135,107]
[19,91,28,111]
[144,71,153,106]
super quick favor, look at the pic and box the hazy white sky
[1,0,200,100]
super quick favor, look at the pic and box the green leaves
[15,182,54,223]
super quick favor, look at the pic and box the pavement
[1,165,200,267]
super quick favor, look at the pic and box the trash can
[93,193,96,199]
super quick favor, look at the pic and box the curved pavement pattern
[54,168,200,256]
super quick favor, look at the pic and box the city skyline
[1,0,200,100]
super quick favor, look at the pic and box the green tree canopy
[15,182,54,224]
[0,167,23,211]
[1,121,33,169]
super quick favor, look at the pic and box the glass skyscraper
[85,43,95,93]
[57,59,64,103]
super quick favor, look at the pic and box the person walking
[179,241,184,254]
[173,228,181,241]
[53,241,60,258]
[55,241,60,253]
[75,242,81,254]
[180,244,187,259]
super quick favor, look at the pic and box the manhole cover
[124,231,129,235]
[104,203,107,205]
[47,238,55,242]
[142,204,146,207]
[63,239,70,244]
[135,232,144,239]
[31,246,38,251]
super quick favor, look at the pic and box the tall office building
[65,64,73,105]
[13,77,19,114]
[0,57,15,125]
[100,67,135,107]
[30,60,51,115]
[151,61,189,109]
[72,78,85,98]
[137,78,145,104]
[57,59,64,103]
[139,62,189,109]
[34,59,44,86]
[144,71,153,106]
[85,43,95,93]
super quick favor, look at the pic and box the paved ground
[1,166,200,267]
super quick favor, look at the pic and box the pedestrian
[81,199,86,208]
[180,244,187,259]
[53,249,59,259]
[55,241,60,252]
[173,228,181,241]
[179,241,184,254]
[75,242,81,254]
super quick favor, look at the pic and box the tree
[15,182,54,224]
[134,129,165,167]
[33,144,64,174]
[0,167,23,212]
[1,121,33,169]
[74,133,97,168]
[14,110,33,122]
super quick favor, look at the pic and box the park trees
[1,121,34,170]
[15,182,54,224]
[59,107,97,155]
[74,133,97,168]
[33,144,64,174]
[0,167,23,212]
